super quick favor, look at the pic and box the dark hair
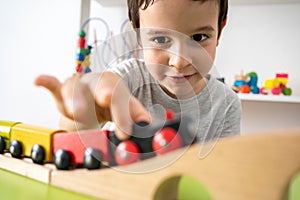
[127,0,228,37]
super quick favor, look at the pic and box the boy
[35,0,241,142]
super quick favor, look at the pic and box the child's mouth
[168,74,194,83]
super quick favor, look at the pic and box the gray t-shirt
[108,58,241,142]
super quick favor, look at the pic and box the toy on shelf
[75,29,92,74]
[260,73,292,96]
[74,17,110,74]
[0,110,194,170]
[232,71,259,94]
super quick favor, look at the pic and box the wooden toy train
[0,110,194,170]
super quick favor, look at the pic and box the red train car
[53,129,112,169]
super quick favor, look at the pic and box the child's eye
[192,34,208,42]
[152,36,171,44]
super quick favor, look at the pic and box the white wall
[216,3,300,96]
[0,0,82,128]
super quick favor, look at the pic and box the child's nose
[168,52,191,71]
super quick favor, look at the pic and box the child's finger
[94,72,151,140]
[113,94,152,140]
[34,75,69,117]
[60,76,101,127]
[35,74,110,130]
[129,96,152,124]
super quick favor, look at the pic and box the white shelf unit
[238,94,300,104]
[239,94,300,135]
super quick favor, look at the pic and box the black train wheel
[83,148,102,170]
[0,136,6,154]
[9,140,23,158]
[31,144,45,164]
[54,149,71,170]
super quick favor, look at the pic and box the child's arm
[35,71,151,140]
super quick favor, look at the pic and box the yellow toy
[264,79,280,89]
[9,123,62,163]
[261,73,292,96]
[0,121,20,150]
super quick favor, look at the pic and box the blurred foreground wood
[1,130,300,200]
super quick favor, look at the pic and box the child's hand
[34,71,151,140]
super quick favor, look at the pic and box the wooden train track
[1,130,300,200]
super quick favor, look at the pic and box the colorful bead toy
[74,17,110,74]
[75,29,92,73]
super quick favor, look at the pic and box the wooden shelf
[238,93,300,104]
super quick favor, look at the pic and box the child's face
[139,0,221,99]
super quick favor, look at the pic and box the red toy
[152,127,183,155]
[53,129,112,169]
[115,141,141,166]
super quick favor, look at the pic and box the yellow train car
[10,123,63,163]
[0,120,64,164]
[0,121,20,152]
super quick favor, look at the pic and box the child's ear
[130,20,143,47]
[137,31,143,47]
[217,17,228,46]
[130,20,135,30]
